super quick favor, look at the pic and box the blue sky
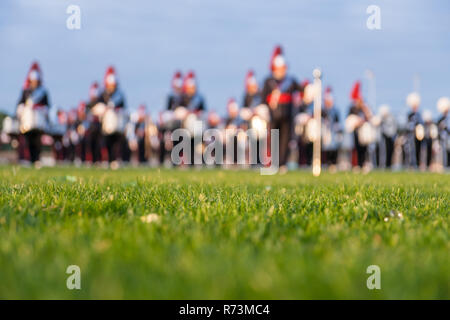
[0,0,449,122]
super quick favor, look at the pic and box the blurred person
[224,98,241,128]
[376,105,397,168]
[242,70,265,165]
[405,92,423,168]
[121,131,132,163]
[167,71,184,110]
[261,46,301,170]
[224,98,242,165]
[62,108,80,162]
[207,110,222,130]
[321,87,340,169]
[75,101,88,162]
[295,81,314,166]
[134,104,148,163]
[159,71,184,165]
[205,110,223,166]
[181,71,206,165]
[392,123,408,170]
[84,82,104,163]
[422,110,437,169]
[52,109,67,162]
[346,81,372,169]
[242,70,261,110]
[97,66,127,167]
[436,97,450,167]
[181,71,206,113]
[16,62,50,165]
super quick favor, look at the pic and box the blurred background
[0,0,449,119]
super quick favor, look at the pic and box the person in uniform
[52,109,67,162]
[261,46,301,171]
[224,98,241,128]
[63,108,79,162]
[242,70,261,110]
[85,82,103,163]
[135,104,148,164]
[405,92,423,168]
[321,87,340,168]
[224,98,242,165]
[295,81,314,166]
[16,62,50,165]
[377,105,397,168]
[347,81,372,169]
[75,101,89,162]
[181,71,206,165]
[97,66,126,167]
[242,70,266,165]
[204,110,223,166]
[159,71,184,165]
[181,71,206,113]
[422,110,437,169]
[167,71,184,111]
[436,97,450,167]
[207,111,222,130]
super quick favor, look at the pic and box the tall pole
[312,68,322,177]
[365,69,376,109]
[365,69,376,166]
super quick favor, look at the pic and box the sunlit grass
[0,166,448,299]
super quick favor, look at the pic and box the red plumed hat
[172,71,183,89]
[245,70,257,90]
[324,86,334,104]
[270,45,286,71]
[350,81,362,102]
[324,86,333,98]
[227,98,239,116]
[104,66,117,87]
[227,97,236,109]
[183,70,196,92]
[77,101,86,113]
[24,61,42,89]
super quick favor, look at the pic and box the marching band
[1,48,449,172]
[15,62,50,164]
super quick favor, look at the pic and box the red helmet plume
[270,45,286,71]
[172,71,183,89]
[227,98,239,116]
[324,86,334,105]
[324,86,333,99]
[23,61,42,89]
[350,81,362,102]
[104,66,117,87]
[245,70,257,90]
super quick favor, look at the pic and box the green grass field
[0,166,448,299]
